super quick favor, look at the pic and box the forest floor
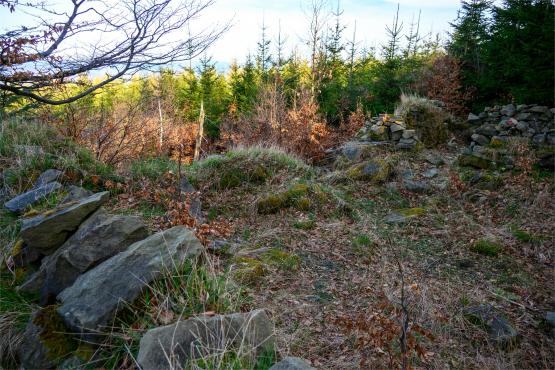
[108,140,554,369]
[1,120,554,369]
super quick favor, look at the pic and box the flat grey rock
[270,357,316,370]
[34,169,63,188]
[403,180,430,194]
[20,209,148,304]
[4,181,63,213]
[57,226,202,340]
[464,304,518,345]
[137,309,274,370]
[20,191,109,255]
[61,185,93,204]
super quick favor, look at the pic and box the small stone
[61,186,93,204]
[529,105,550,115]
[515,112,532,121]
[475,124,498,138]
[423,168,439,178]
[532,134,546,145]
[391,130,403,141]
[370,125,389,141]
[4,181,63,214]
[471,134,489,146]
[464,304,518,345]
[425,153,445,166]
[390,123,405,133]
[270,357,316,370]
[402,129,416,139]
[468,113,481,123]
[403,180,430,194]
[500,104,515,117]
[516,121,528,132]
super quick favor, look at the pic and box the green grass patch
[0,119,114,193]
[187,146,312,190]
[351,234,376,261]
[511,228,540,243]
[471,239,502,257]
[130,157,177,180]
[293,215,316,230]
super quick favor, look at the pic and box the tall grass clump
[0,118,113,194]
[187,145,314,190]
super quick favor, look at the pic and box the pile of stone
[467,104,555,147]
[4,169,313,369]
[356,114,420,150]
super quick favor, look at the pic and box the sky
[0,0,464,71]
[201,0,463,66]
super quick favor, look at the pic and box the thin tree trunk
[158,97,164,150]
[194,101,205,161]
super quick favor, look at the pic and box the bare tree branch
[0,0,228,105]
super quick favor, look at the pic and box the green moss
[398,207,426,217]
[261,249,301,271]
[471,239,502,257]
[232,257,267,285]
[257,183,313,214]
[458,154,494,170]
[346,159,392,183]
[33,305,78,361]
[489,137,505,148]
[257,194,288,214]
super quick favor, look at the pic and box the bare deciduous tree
[0,0,227,104]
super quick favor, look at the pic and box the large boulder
[57,226,202,339]
[4,181,63,214]
[137,309,275,370]
[19,209,149,304]
[270,357,316,370]
[20,191,109,255]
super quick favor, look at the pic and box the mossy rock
[471,239,502,257]
[346,159,392,183]
[458,154,495,170]
[33,305,78,362]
